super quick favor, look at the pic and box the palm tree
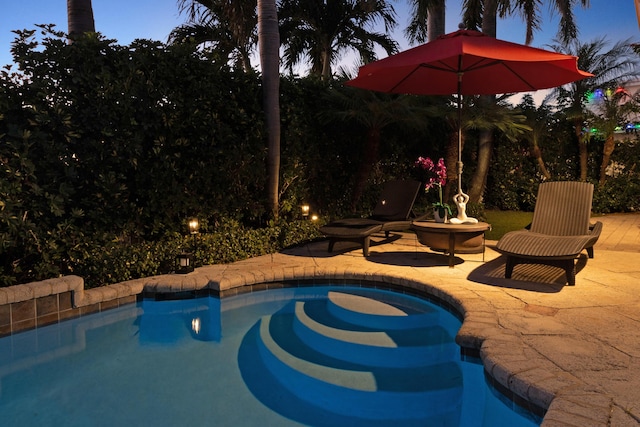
[170,0,256,72]
[175,0,279,215]
[460,0,591,202]
[258,0,281,218]
[67,0,95,40]
[518,94,555,179]
[460,0,589,44]
[551,37,640,182]
[460,94,530,199]
[589,88,640,185]
[424,94,529,202]
[461,0,506,202]
[512,0,589,45]
[405,0,445,43]
[279,0,399,81]
[323,85,430,209]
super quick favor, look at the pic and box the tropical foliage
[278,0,399,80]
[170,0,257,71]
[459,0,591,203]
[1,28,268,286]
[3,1,640,288]
[0,29,427,287]
[551,37,640,181]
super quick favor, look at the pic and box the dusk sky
[1,1,638,71]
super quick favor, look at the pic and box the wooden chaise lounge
[320,180,421,257]
[495,181,603,286]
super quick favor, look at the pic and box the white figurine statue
[448,191,478,224]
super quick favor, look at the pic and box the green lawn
[483,210,533,241]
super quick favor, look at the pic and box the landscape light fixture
[301,204,310,219]
[188,217,200,234]
[177,217,199,274]
[176,252,194,274]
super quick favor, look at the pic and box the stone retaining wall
[0,275,141,337]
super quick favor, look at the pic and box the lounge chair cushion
[496,231,593,259]
[320,219,383,237]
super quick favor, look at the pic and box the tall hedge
[0,27,422,286]
[2,28,270,284]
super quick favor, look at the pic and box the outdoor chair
[320,180,422,256]
[495,181,603,286]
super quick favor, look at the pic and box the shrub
[593,173,640,213]
[74,219,323,288]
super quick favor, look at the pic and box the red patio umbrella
[346,29,593,223]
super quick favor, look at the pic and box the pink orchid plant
[415,156,452,216]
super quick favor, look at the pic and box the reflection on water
[137,298,221,344]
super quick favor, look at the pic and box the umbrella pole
[457,92,463,195]
[449,78,478,225]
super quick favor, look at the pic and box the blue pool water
[0,286,542,426]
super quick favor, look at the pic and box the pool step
[256,314,463,421]
[326,290,440,330]
[293,300,457,367]
[252,290,464,421]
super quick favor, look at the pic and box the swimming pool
[0,285,541,426]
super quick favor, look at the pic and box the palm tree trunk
[258,0,281,218]
[444,128,460,203]
[321,49,331,81]
[427,0,445,42]
[574,121,588,181]
[599,134,616,184]
[468,128,492,202]
[481,0,498,36]
[351,128,381,211]
[240,48,253,73]
[467,0,497,203]
[67,0,95,40]
[531,138,551,179]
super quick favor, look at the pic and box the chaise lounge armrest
[585,220,603,258]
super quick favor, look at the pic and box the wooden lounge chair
[320,180,421,256]
[495,181,603,286]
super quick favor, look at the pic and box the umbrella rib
[498,62,537,91]
[415,57,503,75]
[386,63,448,92]
[389,57,523,93]
[416,60,538,92]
